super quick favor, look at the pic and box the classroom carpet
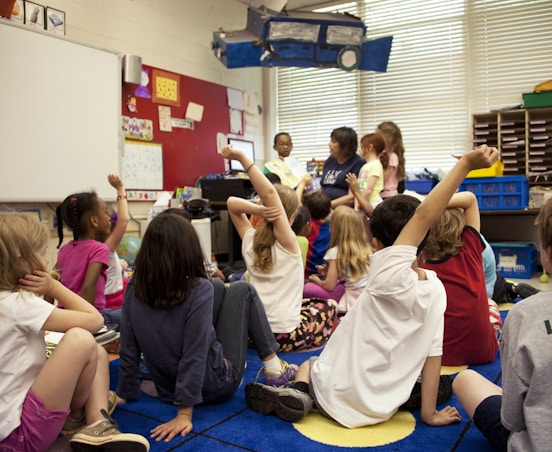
[49,307,512,452]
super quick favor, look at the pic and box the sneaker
[245,382,312,423]
[61,391,118,437]
[263,359,298,387]
[69,409,149,451]
[513,282,540,299]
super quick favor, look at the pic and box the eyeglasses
[276,142,292,147]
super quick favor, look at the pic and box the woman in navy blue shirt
[320,126,365,208]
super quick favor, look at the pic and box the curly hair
[329,206,372,282]
[0,212,49,291]
[252,184,298,273]
[422,208,465,259]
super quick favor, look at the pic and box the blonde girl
[0,212,148,450]
[304,206,373,314]
[223,145,338,352]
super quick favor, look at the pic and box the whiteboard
[122,141,163,190]
[0,22,121,202]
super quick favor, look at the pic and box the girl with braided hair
[54,175,116,319]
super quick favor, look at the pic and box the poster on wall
[45,7,65,35]
[8,0,25,23]
[24,1,44,29]
[152,69,181,107]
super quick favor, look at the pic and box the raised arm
[221,145,298,253]
[296,173,313,205]
[446,191,480,231]
[395,146,498,248]
[104,173,129,252]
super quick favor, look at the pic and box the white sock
[263,356,282,373]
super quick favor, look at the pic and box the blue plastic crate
[459,176,529,210]
[490,242,538,279]
[406,179,437,194]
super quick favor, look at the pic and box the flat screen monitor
[227,137,255,173]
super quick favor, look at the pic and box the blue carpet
[109,310,509,451]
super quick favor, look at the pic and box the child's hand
[18,270,56,297]
[308,274,322,284]
[315,264,328,279]
[300,174,313,186]
[462,145,499,171]
[257,205,281,222]
[345,173,360,193]
[220,145,243,161]
[422,406,462,426]
[108,173,124,190]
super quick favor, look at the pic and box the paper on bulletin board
[122,141,163,190]
[230,109,242,134]
[227,88,244,110]
[158,105,172,132]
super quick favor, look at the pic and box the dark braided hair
[56,192,100,248]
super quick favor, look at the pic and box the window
[275,0,552,173]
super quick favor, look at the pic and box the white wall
[2,0,265,264]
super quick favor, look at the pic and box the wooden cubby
[472,108,552,185]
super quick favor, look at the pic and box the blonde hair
[0,212,49,291]
[252,184,299,273]
[329,206,372,282]
[423,208,465,259]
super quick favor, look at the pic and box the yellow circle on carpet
[441,365,468,375]
[292,409,415,447]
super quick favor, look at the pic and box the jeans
[210,279,279,387]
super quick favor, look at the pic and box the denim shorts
[0,388,69,452]
[472,394,510,452]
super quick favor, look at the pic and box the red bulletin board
[122,64,232,190]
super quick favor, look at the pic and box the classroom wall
[2,0,266,264]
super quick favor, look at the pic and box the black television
[227,137,255,173]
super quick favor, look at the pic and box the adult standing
[376,121,406,199]
[320,126,365,208]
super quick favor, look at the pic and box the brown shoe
[69,409,149,451]
[60,391,118,437]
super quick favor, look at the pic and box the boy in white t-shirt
[245,145,499,428]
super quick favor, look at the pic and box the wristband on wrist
[117,195,127,200]
[245,162,255,173]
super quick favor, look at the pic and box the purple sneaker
[263,359,298,387]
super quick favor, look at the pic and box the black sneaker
[245,383,312,423]
[512,283,540,299]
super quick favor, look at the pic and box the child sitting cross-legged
[244,145,499,428]
[303,205,372,314]
[116,211,298,442]
[420,191,501,366]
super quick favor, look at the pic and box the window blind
[276,0,552,174]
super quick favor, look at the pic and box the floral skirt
[274,298,338,352]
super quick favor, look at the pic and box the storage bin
[459,176,529,210]
[405,179,437,194]
[466,161,504,178]
[523,91,552,109]
[490,242,538,279]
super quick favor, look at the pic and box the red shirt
[421,227,498,366]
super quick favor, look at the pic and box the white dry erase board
[122,141,163,190]
[0,22,121,202]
